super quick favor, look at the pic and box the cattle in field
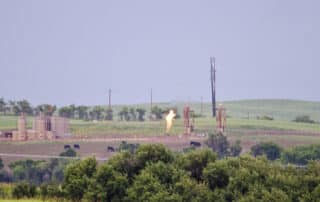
[73,144,80,149]
[64,144,71,149]
[107,146,115,152]
[190,141,201,147]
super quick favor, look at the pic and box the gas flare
[165,109,176,133]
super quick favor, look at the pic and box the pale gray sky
[1,0,319,106]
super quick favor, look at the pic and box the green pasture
[69,117,320,136]
[0,116,32,131]
[1,116,319,137]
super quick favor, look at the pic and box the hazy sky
[1,0,319,106]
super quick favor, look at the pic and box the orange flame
[165,110,176,133]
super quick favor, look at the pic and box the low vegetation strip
[1,143,320,201]
[1,200,42,202]
[0,153,107,161]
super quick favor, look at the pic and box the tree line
[0,98,183,122]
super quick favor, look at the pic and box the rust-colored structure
[11,113,69,141]
[183,106,190,132]
[183,105,195,134]
[216,104,227,132]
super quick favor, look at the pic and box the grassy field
[2,115,320,136]
[0,116,33,131]
[68,117,320,137]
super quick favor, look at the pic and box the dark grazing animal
[107,146,115,152]
[73,144,80,149]
[190,141,201,147]
[64,144,71,149]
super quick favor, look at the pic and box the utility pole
[150,88,153,113]
[108,89,111,110]
[200,96,203,115]
[210,57,216,117]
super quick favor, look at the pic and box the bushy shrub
[251,142,282,160]
[40,183,65,200]
[258,115,274,121]
[177,149,216,181]
[282,144,320,165]
[0,158,3,170]
[293,115,315,124]
[12,182,37,199]
[230,140,242,157]
[59,148,77,157]
[118,141,140,154]
[0,183,13,199]
[203,161,230,190]
[205,132,229,158]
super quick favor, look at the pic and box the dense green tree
[177,149,217,181]
[12,182,37,199]
[105,108,113,120]
[135,144,174,168]
[148,191,182,202]
[205,132,229,158]
[143,162,185,185]
[35,104,56,116]
[7,100,16,114]
[203,161,230,190]
[230,140,242,157]
[63,157,97,201]
[282,144,320,165]
[108,152,139,181]
[251,142,282,160]
[151,106,163,120]
[40,183,64,201]
[129,107,137,121]
[58,105,76,118]
[76,105,89,120]
[126,162,183,201]
[125,171,166,201]
[136,108,146,121]
[14,100,33,115]
[85,164,128,202]
[90,106,104,120]
[239,186,290,202]
[0,158,3,170]
[174,177,212,202]
[118,106,129,121]
[9,160,51,185]
[60,149,77,157]
[0,98,6,115]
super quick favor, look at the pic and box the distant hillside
[110,99,320,122]
[223,99,320,121]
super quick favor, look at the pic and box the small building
[11,113,69,141]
